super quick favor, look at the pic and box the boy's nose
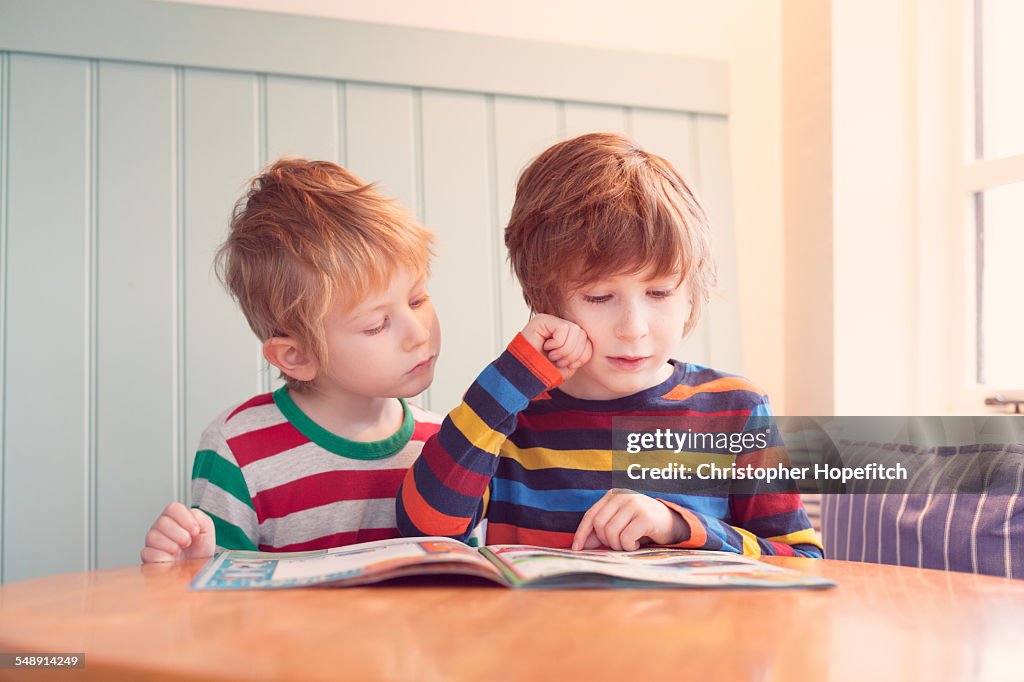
[403,313,431,351]
[615,306,649,341]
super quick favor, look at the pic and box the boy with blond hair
[142,159,443,561]
[398,133,823,557]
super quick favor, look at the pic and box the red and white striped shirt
[191,387,441,552]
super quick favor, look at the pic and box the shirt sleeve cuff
[507,332,564,390]
[655,498,708,549]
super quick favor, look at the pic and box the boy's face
[315,266,440,401]
[558,266,688,401]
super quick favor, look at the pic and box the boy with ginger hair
[141,159,444,561]
[397,133,823,557]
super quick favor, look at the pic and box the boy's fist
[140,502,216,563]
[521,313,593,380]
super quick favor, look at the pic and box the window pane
[978,182,1024,385]
[978,0,1024,159]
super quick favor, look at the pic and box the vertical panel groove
[689,114,703,193]
[0,51,9,583]
[172,66,186,504]
[412,88,425,223]
[86,59,100,571]
[257,74,268,167]
[411,87,429,411]
[336,81,346,166]
[485,94,503,354]
[257,74,270,395]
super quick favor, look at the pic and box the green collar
[272,387,413,460]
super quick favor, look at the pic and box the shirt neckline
[272,387,414,459]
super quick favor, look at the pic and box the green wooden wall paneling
[420,90,495,413]
[95,61,177,569]
[4,54,91,582]
[0,50,8,582]
[0,0,730,116]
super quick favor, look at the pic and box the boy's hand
[140,502,216,563]
[521,313,593,381]
[571,489,688,551]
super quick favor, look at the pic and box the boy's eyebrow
[350,302,389,318]
[349,280,428,318]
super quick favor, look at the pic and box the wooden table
[1,556,1022,681]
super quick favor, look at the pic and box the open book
[190,537,835,590]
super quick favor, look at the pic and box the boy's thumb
[190,508,214,534]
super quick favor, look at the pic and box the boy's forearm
[397,333,562,540]
[657,496,824,558]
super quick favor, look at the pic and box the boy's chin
[393,371,435,399]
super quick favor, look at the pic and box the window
[959,0,1024,393]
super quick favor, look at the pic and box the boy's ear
[262,337,317,383]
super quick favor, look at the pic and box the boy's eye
[410,293,430,308]
[363,317,389,335]
[583,294,612,304]
[648,289,674,299]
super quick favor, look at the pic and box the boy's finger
[572,500,603,550]
[571,514,593,551]
[571,339,593,369]
[619,517,650,552]
[154,516,193,548]
[140,546,177,564]
[589,498,623,549]
[581,530,602,550]
[558,332,582,363]
[191,508,215,535]
[167,503,201,535]
[545,343,568,361]
[580,338,594,365]
[144,529,183,557]
[604,509,637,552]
[550,322,569,349]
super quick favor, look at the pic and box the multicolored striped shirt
[398,334,824,558]
[192,387,442,552]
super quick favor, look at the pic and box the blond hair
[216,158,434,388]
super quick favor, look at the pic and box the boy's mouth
[607,355,649,371]
[407,355,436,375]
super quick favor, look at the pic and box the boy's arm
[659,399,823,558]
[397,332,565,542]
[190,428,260,551]
[657,488,823,558]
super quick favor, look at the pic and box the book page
[482,545,834,588]
[191,537,501,590]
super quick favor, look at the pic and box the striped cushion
[781,424,836,536]
[821,441,1024,578]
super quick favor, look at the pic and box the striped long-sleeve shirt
[192,387,442,552]
[398,334,824,558]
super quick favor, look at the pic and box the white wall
[781,0,968,416]
[164,0,789,410]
